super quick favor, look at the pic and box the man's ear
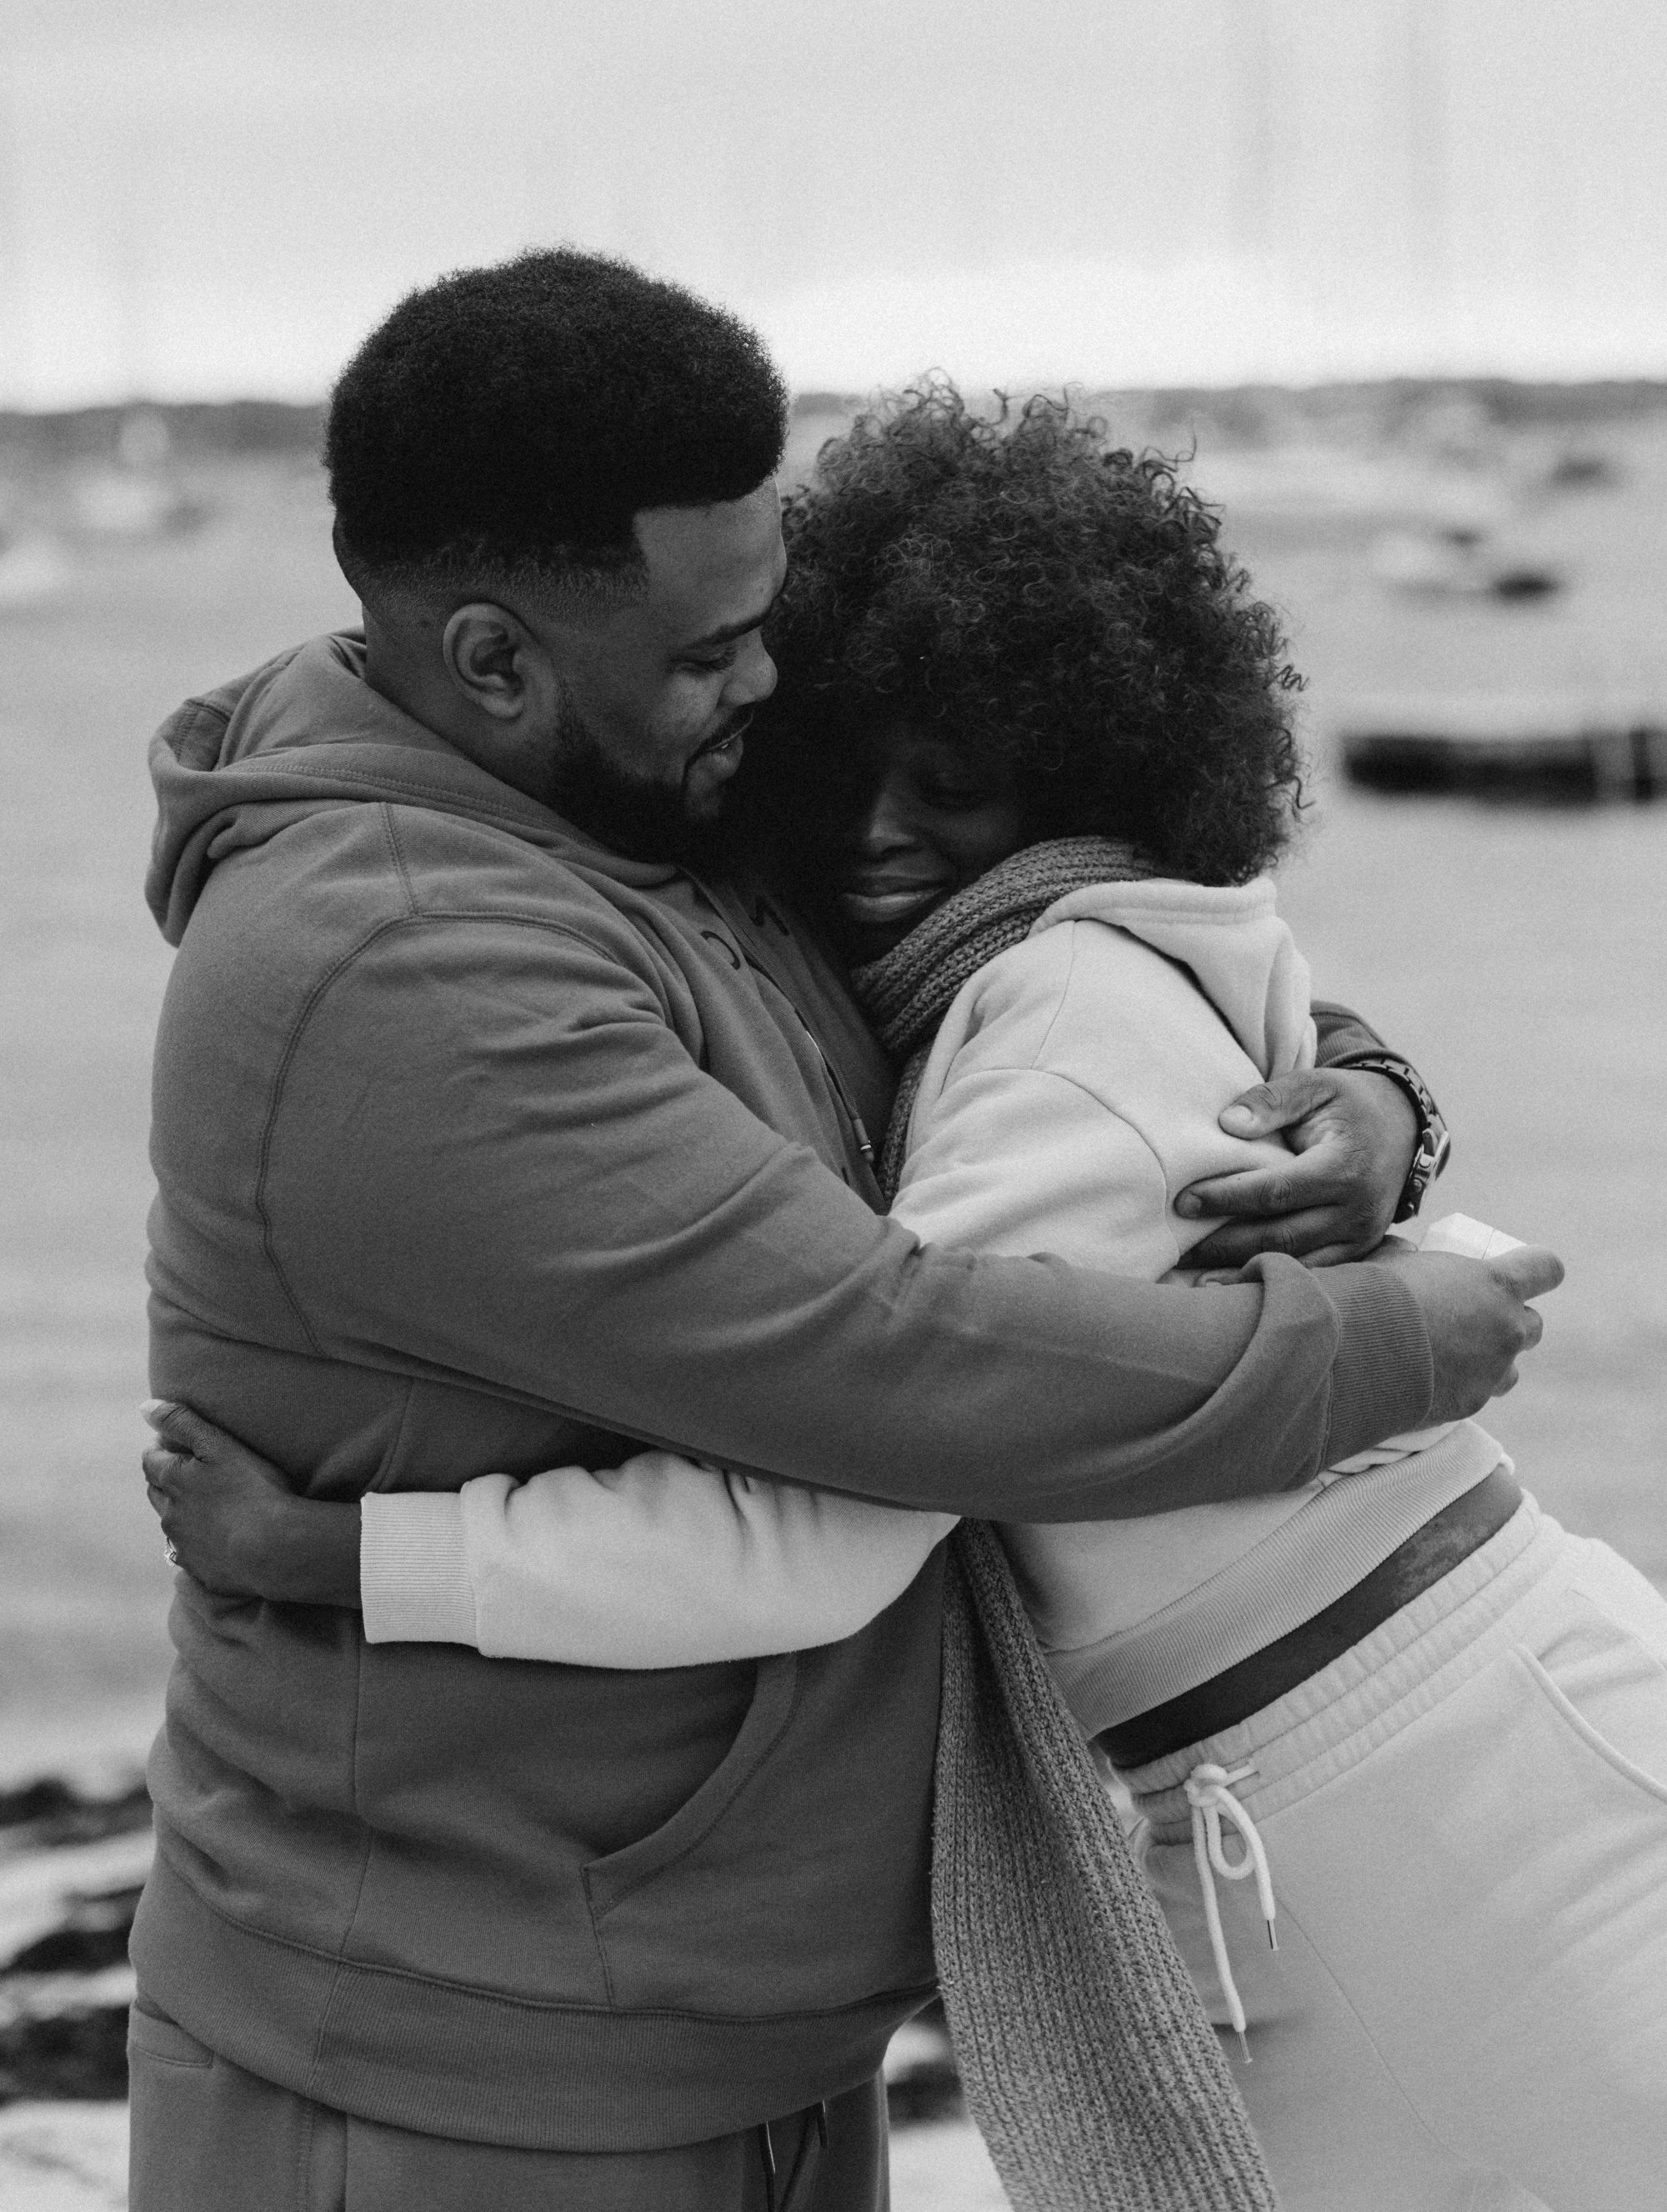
[441,603,539,722]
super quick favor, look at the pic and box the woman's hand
[1175,1065,1420,1269]
[142,1403,362,1607]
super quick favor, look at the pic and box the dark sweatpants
[128,2000,889,2212]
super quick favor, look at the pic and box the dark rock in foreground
[0,1780,153,2104]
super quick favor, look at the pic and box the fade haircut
[326,248,789,603]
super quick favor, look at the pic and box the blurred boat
[71,469,206,540]
[1338,695,1667,802]
[1369,527,1562,602]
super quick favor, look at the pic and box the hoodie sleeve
[360,1457,955,1661]
[1313,1000,1393,1064]
[243,914,1434,1521]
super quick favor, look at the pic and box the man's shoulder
[192,789,668,978]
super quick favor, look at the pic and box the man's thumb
[1219,1082,1286,1137]
[1487,1245,1565,1303]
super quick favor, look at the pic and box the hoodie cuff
[361,1492,477,1646]
[1317,1263,1435,1469]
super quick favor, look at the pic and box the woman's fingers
[141,1399,236,1462]
[141,1442,222,1508]
[139,1402,294,1496]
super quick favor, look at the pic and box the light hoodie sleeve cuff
[1316,1262,1435,1470]
[361,1491,477,1646]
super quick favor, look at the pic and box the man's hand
[1178,1066,1420,1269]
[1368,1243,1564,1420]
[142,1402,362,1607]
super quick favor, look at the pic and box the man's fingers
[1179,1166,1313,1224]
[1489,1245,1564,1303]
[1217,1072,1325,1141]
[1185,1206,1344,1269]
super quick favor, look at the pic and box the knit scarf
[853,838,1280,2212]
[852,836,1155,1204]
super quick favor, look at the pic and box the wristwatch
[1338,1053,1452,1223]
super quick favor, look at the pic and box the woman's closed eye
[917,778,1000,813]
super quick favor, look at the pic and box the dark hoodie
[132,632,1434,2150]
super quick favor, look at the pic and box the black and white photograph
[2,3,1664,2206]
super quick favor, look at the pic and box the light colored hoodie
[363,874,1501,1736]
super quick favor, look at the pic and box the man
[129,249,1553,2210]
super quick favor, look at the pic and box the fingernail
[139,1399,176,1427]
[1220,1105,1258,1132]
[1174,1193,1200,1217]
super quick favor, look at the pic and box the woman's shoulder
[946,916,1229,1081]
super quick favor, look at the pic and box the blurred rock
[0,1788,152,2107]
[0,2102,127,2209]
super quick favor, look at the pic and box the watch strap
[1331,1053,1452,1223]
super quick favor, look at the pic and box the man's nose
[724,632,777,709]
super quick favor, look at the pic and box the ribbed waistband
[1128,1494,1556,1839]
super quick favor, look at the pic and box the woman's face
[834,723,1028,963]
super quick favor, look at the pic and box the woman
[148,390,1658,2212]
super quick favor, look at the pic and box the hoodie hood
[146,630,675,945]
[1032,876,1316,1079]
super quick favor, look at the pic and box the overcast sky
[3,0,1665,406]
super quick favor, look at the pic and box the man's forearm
[268,940,1438,1526]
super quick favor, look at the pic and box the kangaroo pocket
[585,1584,943,2017]
[583,1654,800,2008]
[338,1638,759,2000]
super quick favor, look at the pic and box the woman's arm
[143,1403,953,1664]
[365,1457,952,1664]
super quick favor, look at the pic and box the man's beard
[543,700,748,871]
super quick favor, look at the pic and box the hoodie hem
[130,1849,928,2151]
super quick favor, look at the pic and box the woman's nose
[851,772,918,857]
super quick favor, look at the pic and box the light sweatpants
[1128,1496,1667,2212]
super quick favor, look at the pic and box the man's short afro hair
[326,248,789,590]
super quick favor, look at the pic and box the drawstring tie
[1183,1759,1278,2062]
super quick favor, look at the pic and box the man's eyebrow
[678,583,786,653]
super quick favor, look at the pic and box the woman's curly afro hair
[767,383,1305,884]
